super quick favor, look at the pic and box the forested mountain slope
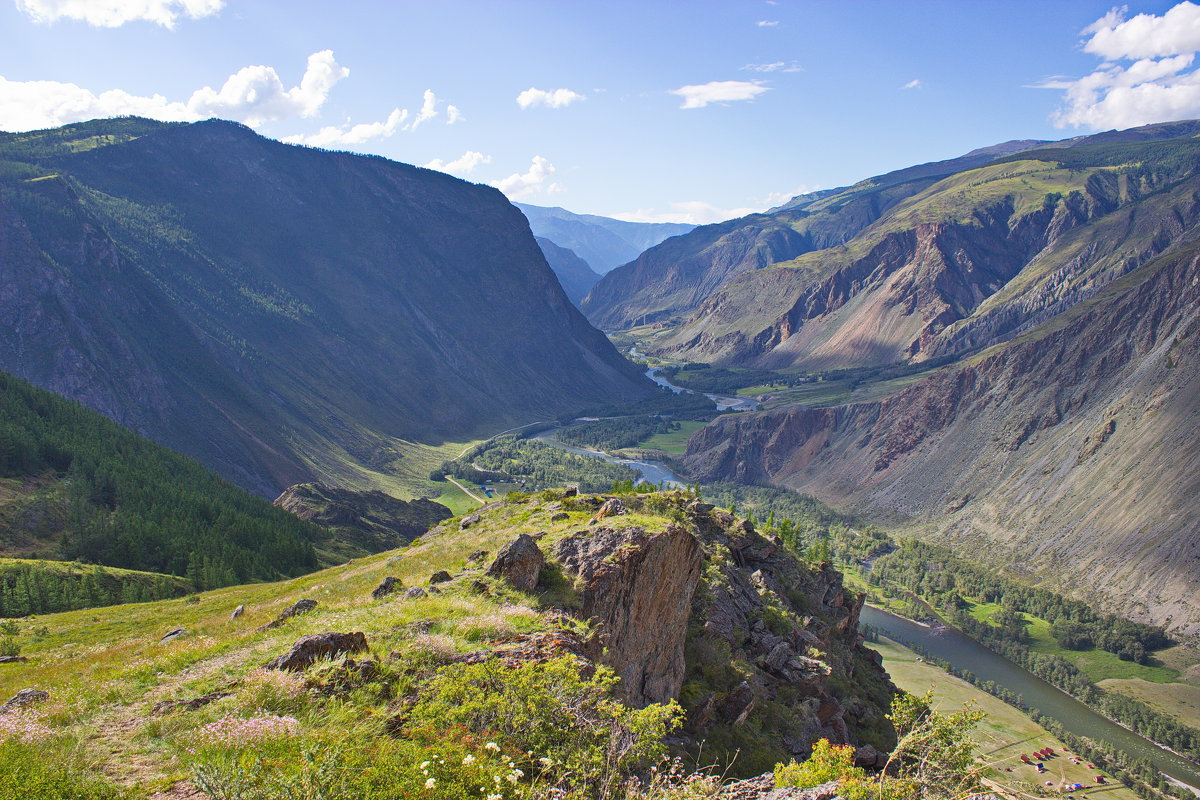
[0,118,651,497]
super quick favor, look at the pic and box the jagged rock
[855,744,886,770]
[259,599,319,630]
[230,605,244,620]
[429,570,452,585]
[486,534,545,592]
[459,514,482,530]
[555,523,702,706]
[466,550,489,564]
[719,776,840,799]
[0,688,49,714]
[593,498,626,519]
[265,632,368,672]
[718,681,756,726]
[404,587,427,599]
[371,576,403,600]
[151,691,232,715]
[550,512,570,522]
[158,627,186,643]
[560,486,578,498]
[0,656,27,664]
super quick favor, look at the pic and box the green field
[869,637,1141,800]
[637,420,708,453]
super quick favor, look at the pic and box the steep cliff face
[684,242,1200,634]
[0,118,651,496]
[534,236,602,306]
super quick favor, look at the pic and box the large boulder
[486,534,546,592]
[260,598,319,630]
[0,688,49,714]
[371,576,403,600]
[554,524,702,707]
[265,632,368,672]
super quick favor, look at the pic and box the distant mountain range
[0,118,652,497]
[584,120,1200,633]
[516,202,693,274]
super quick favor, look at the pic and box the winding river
[861,606,1200,793]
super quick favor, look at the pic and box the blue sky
[3,1,1197,223]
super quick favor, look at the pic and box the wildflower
[425,777,436,789]
[487,795,503,800]
[420,761,431,770]
[0,709,54,742]
[462,754,476,765]
[190,714,301,747]
[538,757,552,767]
[484,741,500,752]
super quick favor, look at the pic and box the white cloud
[15,0,222,28]
[742,61,802,73]
[1047,2,1200,129]
[409,88,439,130]
[902,79,924,90]
[424,150,491,175]
[756,19,779,27]
[515,87,585,109]
[759,183,822,208]
[614,201,764,226]
[489,155,562,199]
[446,104,463,124]
[282,108,407,148]
[0,50,346,132]
[670,80,768,109]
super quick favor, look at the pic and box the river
[861,605,1200,792]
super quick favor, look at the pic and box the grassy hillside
[0,369,319,592]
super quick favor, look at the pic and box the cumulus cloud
[424,150,491,175]
[1047,2,1200,129]
[0,50,346,132]
[446,104,463,124]
[614,201,764,225]
[282,108,407,148]
[756,19,779,27]
[670,80,768,109]
[515,87,585,109]
[410,89,439,130]
[742,61,802,73]
[490,155,561,199]
[902,79,924,90]
[15,0,222,28]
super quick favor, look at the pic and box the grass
[960,599,1181,684]
[636,421,708,454]
[869,636,1142,800]
[1097,679,1200,731]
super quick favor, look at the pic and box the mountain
[579,125,1200,335]
[0,118,652,498]
[0,368,319,590]
[516,202,693,273]
[673,129,1200,634]
[533,236,602,306]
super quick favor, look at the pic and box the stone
[151,691,232,715]
[466,550,489,564]
[429,570,452,584]
[719,681,756,726]
[371,576,403,600]
[854,744,886,770]
[593,498,626,520]
[158,627,186,644]
[259,598,319,631]
[230,604,244,620]
[554,524,702,707]
[0,656,27,664]
[0,688,49,714]
[265,632,368,672]
[459,514,482,529]
[719,776,840,800]
[485,533,546,592]
[550,512,570,522]
[404,586,427,599]
[560,486,578,497]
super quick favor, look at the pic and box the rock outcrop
[486,534,545,592]
[265,632,368,672]
[555,524,703,707]
[274,483,451,555]
[0,688,49,714]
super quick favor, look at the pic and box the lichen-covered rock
[151,691,232,715]
[158,627,186,643]
[371,576,403,600]
[230,604,244,620]
[719,776,841,800]
[486,533,545,592]
[0,688,49,714]
[593,497,626,520]
[404,586,427,599]
[265,632,368,672]
[459,514,482,530]
[555,523,702,707]
[429,570,452,585]
[259,598,318,631]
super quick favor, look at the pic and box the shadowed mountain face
[516,202,693,274]
[534,236,602,306]
[0,118,651,496]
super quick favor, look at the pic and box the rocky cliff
[684,241,1200,634]
[0,118,652,496]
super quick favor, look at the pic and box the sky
[3,0,1199,224]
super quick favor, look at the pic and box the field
[636,420,708,453]
[869,637,1141,800]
